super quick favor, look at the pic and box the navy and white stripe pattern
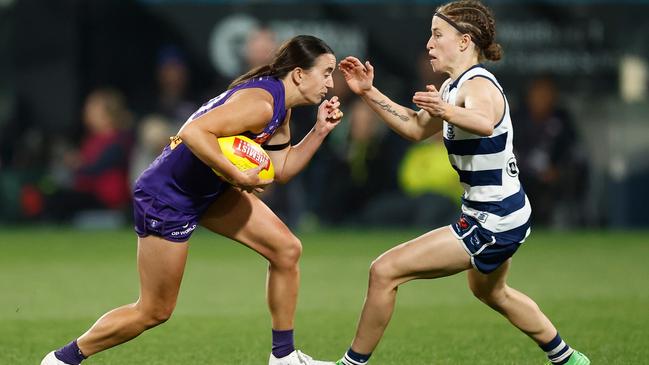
[442,64,531,235]
[541,333,575,364]
[340,349,371,365]
[340,354,367,365]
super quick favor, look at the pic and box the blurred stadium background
[1,0,648,364]
[1,0,648,229]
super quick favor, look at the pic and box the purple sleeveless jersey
[133,77,287,241]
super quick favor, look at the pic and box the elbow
[178,125,210,149]
[409,133,427,142]
[408,128,433,142]
[273,170,290,184]
[403,132,421,142]
[177,127,195,144]
[474,122,494,137]
[475,126,494,137]
[400,128,423,142]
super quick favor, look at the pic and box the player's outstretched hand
[338,56,374,96]
[413,84,447,118]
[316,96,343,134]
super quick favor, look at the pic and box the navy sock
[540,333,574,364]
[272,329,295,358]
[341,347,372,365]
[54,340,86,365]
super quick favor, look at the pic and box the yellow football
[213,135,274,180]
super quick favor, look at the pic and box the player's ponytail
[483,42,503,62]
[229,35,334,89]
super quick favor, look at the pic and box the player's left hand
[316,96,344,134]
[230,164,274,194]
[413,85,448,118]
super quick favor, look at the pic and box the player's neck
[281,78,305,109]
[448,58,480,81]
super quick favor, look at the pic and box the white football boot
[269,349,336,365]
[40,351,71,365]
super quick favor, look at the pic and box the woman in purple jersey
[42,35,342,365]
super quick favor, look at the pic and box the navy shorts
[450,215,531,274]
[133,188,200,243]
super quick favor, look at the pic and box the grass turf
[1,228,648,364]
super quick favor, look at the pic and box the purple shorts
[133,188,200,242]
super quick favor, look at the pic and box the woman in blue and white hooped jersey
[334,1,590,365]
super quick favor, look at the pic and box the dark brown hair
[229,34,334,89]
[436,0,503,62]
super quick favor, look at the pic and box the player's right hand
[231,165,273,193]
[338,56,374,96]
[316,96,343,134]
[413,84,448,119]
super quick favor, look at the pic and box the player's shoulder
[462,75,495,88]
[229,86,274,103]
[460,72,502,97]
[225,88,274,117]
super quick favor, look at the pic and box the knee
[269,235,302,270]
[368,257,397,288]
[471,286,509,310]
[138,303,175,328]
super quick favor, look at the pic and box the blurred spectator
[297,70,357,226]
[151,45,197,129]
[238,27,309,228]
[314,99,410,226]
[325,69,357,157]
[513,76,589,227]
[243,26,277,69]
[393,135,463,227]
[339,51,451,228]
[0,100,50,220]
[43,88,133,222]
[130,114,173,183]
[347,100,408,199]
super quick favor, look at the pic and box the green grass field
[2,228,648,364]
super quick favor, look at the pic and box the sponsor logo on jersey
[506,157,519,177]
[446,124,455,140]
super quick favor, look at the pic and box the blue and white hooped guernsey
[442,64,531,240]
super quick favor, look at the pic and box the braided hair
[436,0,503,62]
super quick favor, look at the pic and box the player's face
[426,16,463,73]
[298,53,336,104]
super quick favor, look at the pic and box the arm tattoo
[371,98,410,121]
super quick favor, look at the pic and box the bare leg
[76,235,188,356]
[200,188,301,330]
[350,226,472,354]
[467,259,557,345]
